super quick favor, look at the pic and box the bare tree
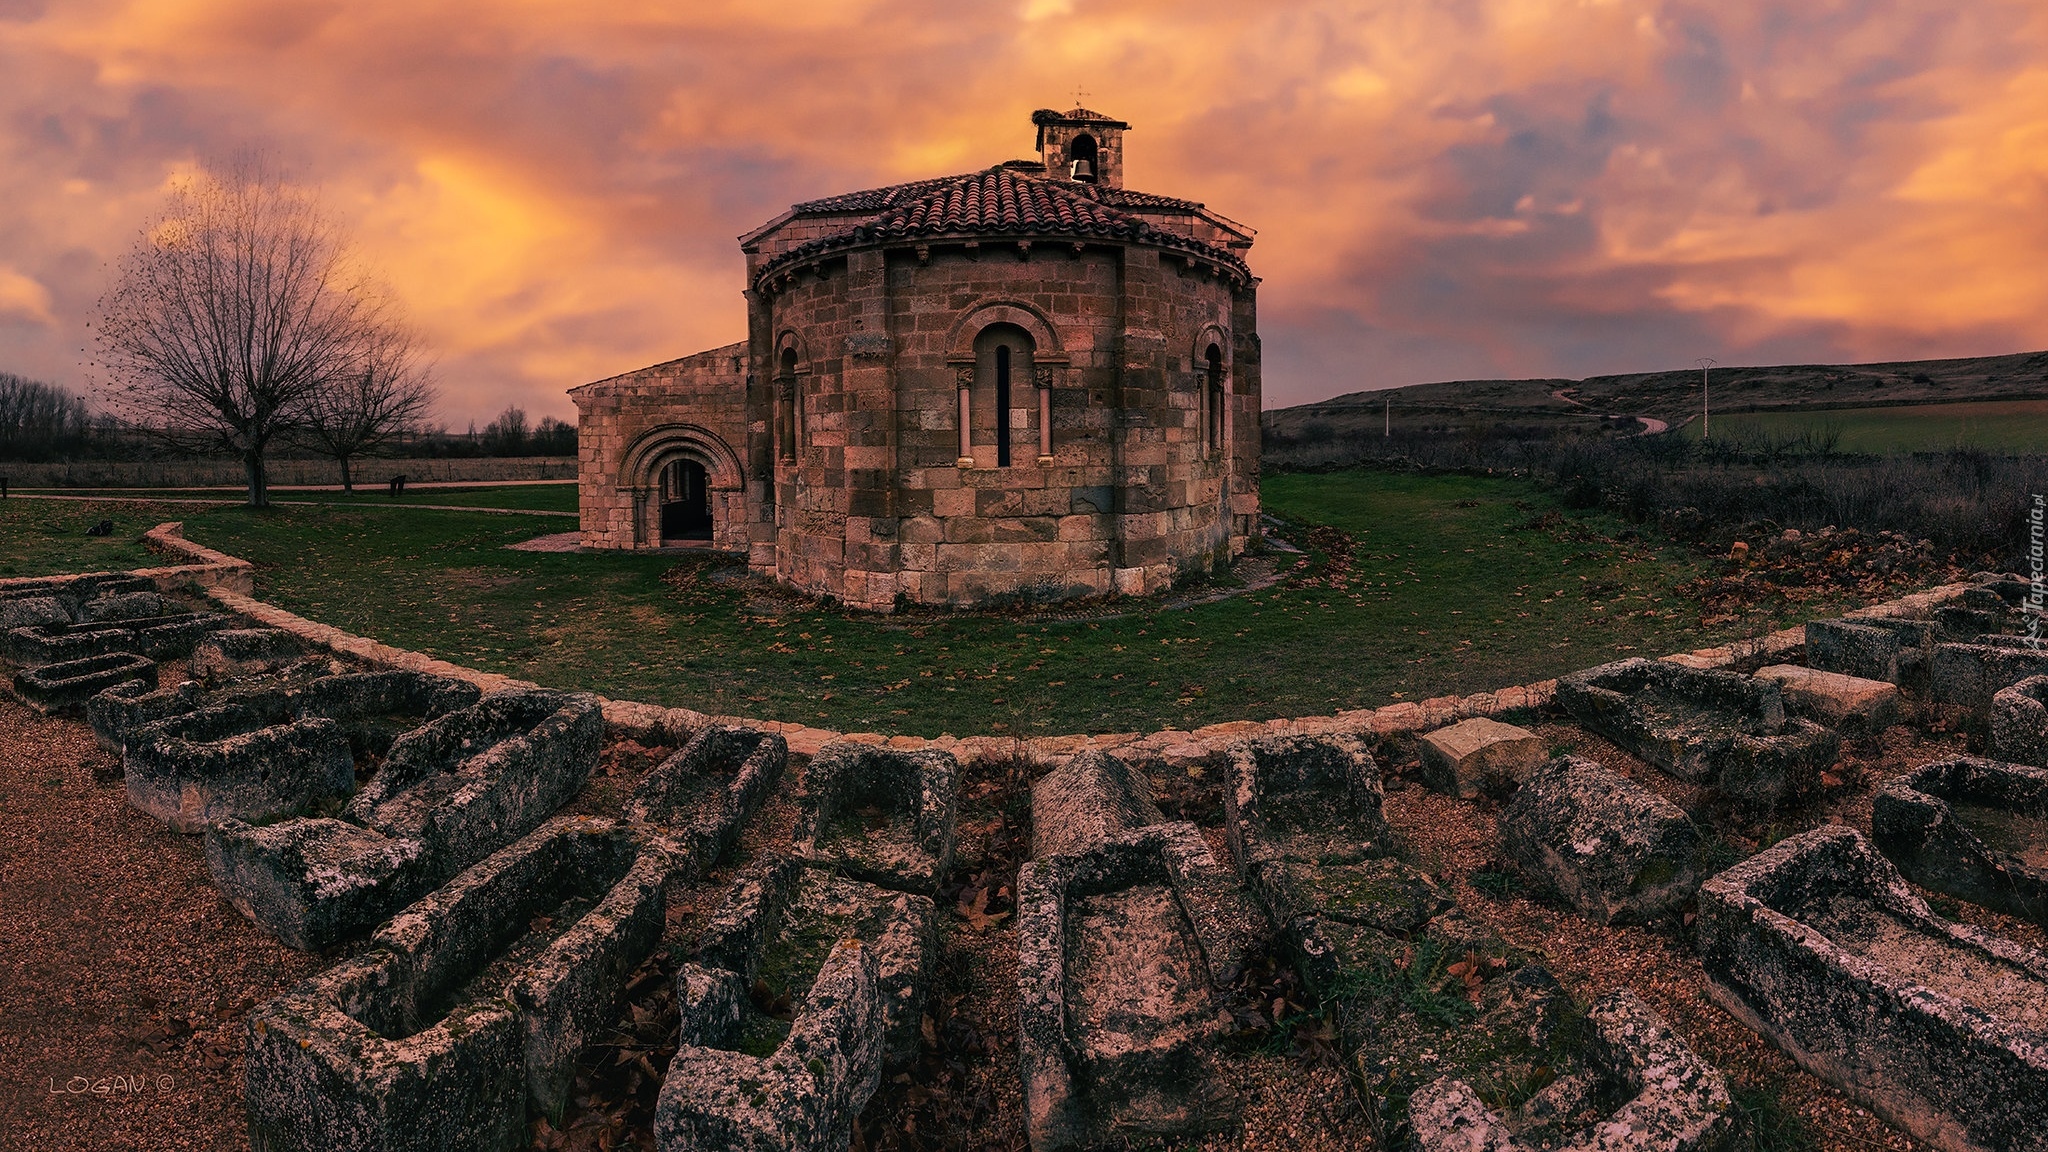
[482,405,529,456]
[297,319,435,492]
[0,373,98,460]
[92,156,414,506]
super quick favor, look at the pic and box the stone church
[570,106,1260,610]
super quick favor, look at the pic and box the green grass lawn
[0,499,165,577]
[1682,399,2048,452]
[0,472,1858,735]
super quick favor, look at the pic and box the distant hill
[1265,349,2048,438]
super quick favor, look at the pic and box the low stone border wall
[0,523,252,597]
[124,523,1975,762]
[140,522,256,595]
[199,587,538,696]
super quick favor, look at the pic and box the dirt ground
[0,695,324,1152]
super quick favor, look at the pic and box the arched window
[776,347,799,461]
[972,323,1034,468]
[1067,133,1099,183]
[1205,343,1224,457]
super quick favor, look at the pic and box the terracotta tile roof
[863,168,1136,236]
[1096,187,1205,212]
[790,173,980,215]
[756,167,1248,287]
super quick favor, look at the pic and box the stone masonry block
[1418,717,1546,799]
[1755,664,1901,733]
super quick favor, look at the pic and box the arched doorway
[659,459,712,541]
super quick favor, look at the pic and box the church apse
[572,107,1260,611]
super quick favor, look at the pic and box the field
[1680,399,2048,453]
[0,455,577,488]
[0,473,1885,736]
[9,483,579,513]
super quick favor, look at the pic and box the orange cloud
[1,0,2044,420]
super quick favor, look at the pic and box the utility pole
[1695,358,1717,440]
[1384,395,1391,438]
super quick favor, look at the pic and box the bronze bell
[1069,158,1095,182]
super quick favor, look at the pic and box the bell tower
[1032,106,1130,190]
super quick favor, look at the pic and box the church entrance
[659,459,712,542]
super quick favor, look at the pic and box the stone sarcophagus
[11,650,156,714]
[1501,754,1701,926]
[1872,756,2048,929]
[1993,676,2048,767]
[622,723,787,879]
[1931,637,2048,712]
[791,742,957,895]
[1029,749,1163,859]
[244,817,671,1151]
[5,611,233,666]
[1220,732,1423,943]
[1697,824,2048,1152]
[1409,988,1735,1152]
[1555,658,1837,809]
[653,853,935,1150]
[1017,822,1266,1151]
[121,670,487,833]
[206,688,599,950]
[125,697,355,833]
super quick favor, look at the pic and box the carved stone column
[1035,364,1055,465]
[956,365,974,467]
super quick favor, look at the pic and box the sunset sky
[3,0,2046,425]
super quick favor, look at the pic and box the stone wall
[752,238,1258,609]
[570,342,755,553]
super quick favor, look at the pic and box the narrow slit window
[1206,343,1224,457]
[996,345,1013,466]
